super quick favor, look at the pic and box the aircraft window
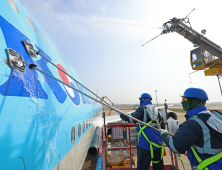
[83,121,85,133]
[191,48,201,62]
[86,119,88,130]
[25,15,36,32]
[71,126,75,145]
[40,31,48,44]
[78,123,81,138]
[7,0,19,14]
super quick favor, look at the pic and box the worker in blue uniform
[117,93,165,170]
[160,87,222,170]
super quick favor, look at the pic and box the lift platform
[101,122,183,170]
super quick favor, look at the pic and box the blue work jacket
[161,106,222,169]
[120,106,165,150]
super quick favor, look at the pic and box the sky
[19,0,222,104]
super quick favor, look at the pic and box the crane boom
[162,17,222,60]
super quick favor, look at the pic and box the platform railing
[102,123,181,170]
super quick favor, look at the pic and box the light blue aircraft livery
[0,0,103,169]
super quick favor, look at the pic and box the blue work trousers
[137,146,165,170]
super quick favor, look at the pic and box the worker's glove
[175,153,181,157]
[159,129,168,135]
[116,111,121,116]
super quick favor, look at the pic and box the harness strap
[191,146,222,170]
[175,154,191,165]
[138,121,164,164]
[190,115,222,170]
[137,120,152,141]
[197,151,222,170]
[191,147,209,170]
[138,121,152,135]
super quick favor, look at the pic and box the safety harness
[190,146,222,170]
[138,120,164,164]
[190,115,222,170]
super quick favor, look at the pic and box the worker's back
[135,105,165,150]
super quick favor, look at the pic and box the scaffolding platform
[101,122,181,170]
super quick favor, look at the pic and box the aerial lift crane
[143,9,222,94]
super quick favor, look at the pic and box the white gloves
[159,129,168,135]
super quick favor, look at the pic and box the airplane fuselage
[0,0,102,170]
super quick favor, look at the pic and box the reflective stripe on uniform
[190,113,222,170]
[127,113,134,123]
[193,145,222,155]
[191,116,222,155]
[129,117,134,123]
[169,137,179,153]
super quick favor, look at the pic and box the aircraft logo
[56,63,81,106]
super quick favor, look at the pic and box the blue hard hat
[181,87,208,100]
[140,93,152,100]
